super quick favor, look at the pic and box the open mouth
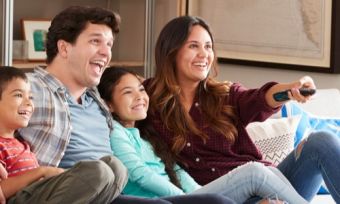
[193,62,208,69]
[90,60,106,75]
[132,103,146,110]
[18,109,32,119]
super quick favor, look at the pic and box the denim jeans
[277,131,340,203]
[191,162,307,203]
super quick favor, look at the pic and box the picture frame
[21,19,51,61]
[186,0,340,73]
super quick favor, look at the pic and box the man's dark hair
[46,6,121,64]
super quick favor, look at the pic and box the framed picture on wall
[186,0,340,73]
[21,19,51,61]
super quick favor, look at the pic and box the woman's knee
[237,162,270,178]
[295,131,339,159]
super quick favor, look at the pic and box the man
[18,6,127,202]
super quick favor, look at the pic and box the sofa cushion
[246,115,301,165]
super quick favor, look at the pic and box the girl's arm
[174,164,201,193]
[0,166,64,199]
[111,122,185,196]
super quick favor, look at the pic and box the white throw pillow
[246,115,301,165]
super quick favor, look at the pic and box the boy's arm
[0,166,64,199]
[0,165,7,204]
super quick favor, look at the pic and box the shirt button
[195,102,199,107]
[211,168,215,172]
[187,142,191,147]
[195,158,200,162]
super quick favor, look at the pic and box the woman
[98,67,307,203]
[143,15,340,203]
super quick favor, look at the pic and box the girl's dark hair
[98,66,183,189]
[46,6,121,64]
[98,67,136,121]
[0,66,28,99]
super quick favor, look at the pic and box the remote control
[273,88,316,102]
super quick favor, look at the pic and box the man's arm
[0,167,64,199]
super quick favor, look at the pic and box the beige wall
[217,63,340,89]
[155,1,340,89]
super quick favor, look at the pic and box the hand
[266,76,316,107]
[0,165,8,181]
[258,198,286,204]
[0,165,7,204]
[40,166,64,179]
[287,76,316,103]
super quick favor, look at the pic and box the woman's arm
[230,76,315,125]
[265,76,316,108]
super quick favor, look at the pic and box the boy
[0,66,125,204]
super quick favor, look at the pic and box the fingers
[289,88,309,103]
[287,76,316,103]
[0,165,8,180]
[299,76,316,89]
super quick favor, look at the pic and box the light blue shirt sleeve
[110,121,186,196]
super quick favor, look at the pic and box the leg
[100,155,128,196]
[111,195,171,204]
[191,162,307,204]
[8,159,120,204]
[277,131,340,202]
[163,194,236,204]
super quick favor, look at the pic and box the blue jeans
[278,131,340,203]
[191,162,307,203]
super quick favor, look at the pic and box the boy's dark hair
[46,6,121,64]
[0,66,28,99]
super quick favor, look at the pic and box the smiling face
[65,23,114,88]
[0,78,34,137]
[107,73,149,128]
[175,25,214,86]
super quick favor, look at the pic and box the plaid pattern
[18,67,112,167]
[147,81,279,185]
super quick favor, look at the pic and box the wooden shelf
[12,60,144,69]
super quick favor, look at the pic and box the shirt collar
[34,66,66,94]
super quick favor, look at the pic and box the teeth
[193,62,207,67]
[92,60,106,68]
[18,110,29,115]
